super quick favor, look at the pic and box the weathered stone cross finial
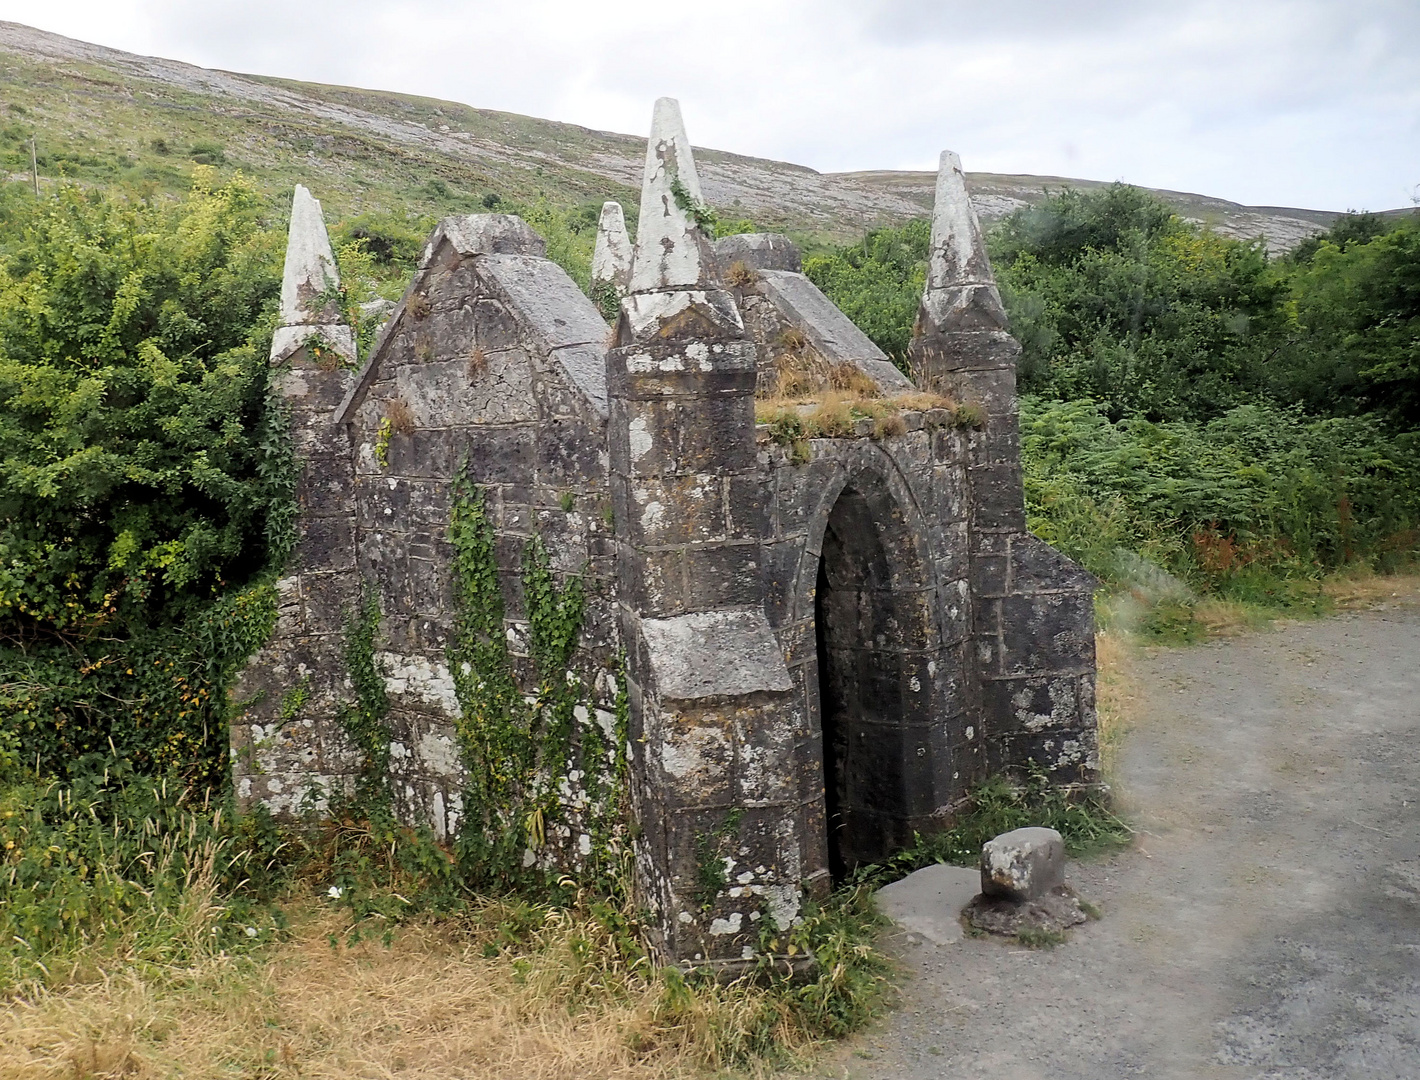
[270,184,355,365]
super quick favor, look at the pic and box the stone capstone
[627,97,718,295]
[279,184,341,327]
[271,185,355,366]
[875,863,981,945]
[714,232,801,274]
[419,213,546,267]
[919,150,1009,334]
[981,826,1066,901]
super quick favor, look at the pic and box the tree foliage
[990,184,1287,420]
[1275,213,1420,426]
[803,219,929,365]
[0,173,289,782]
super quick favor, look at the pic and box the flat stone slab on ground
[874,864,981,945]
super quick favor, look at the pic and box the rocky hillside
[0,21,1369,249]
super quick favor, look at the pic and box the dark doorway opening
[814,482,914,880]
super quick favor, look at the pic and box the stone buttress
[908,151,1099,786]
[609,99,815,967]
[232,186,362,812]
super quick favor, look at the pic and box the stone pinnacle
[280,185,342,326]
[920,151,1009,332]
[271,185,354,364]
[591,200,632,292]
[626,97,717,296]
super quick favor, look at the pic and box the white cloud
[0,0,1416,210]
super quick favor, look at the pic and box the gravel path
[827,601,1420,1079]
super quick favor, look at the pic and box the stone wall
[338,215,622,844]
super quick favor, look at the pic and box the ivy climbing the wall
[446,468,628,896]
[339,589,393,811]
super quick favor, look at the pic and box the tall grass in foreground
[0,765,891,1077]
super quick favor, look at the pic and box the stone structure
[232,98,1099,969]
[591,200,632,295]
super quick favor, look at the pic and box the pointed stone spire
[271,185,355,364]
[591,200,633,293]
[619,98,741,343]
[626,97,717,296]
[919,151,1009,332]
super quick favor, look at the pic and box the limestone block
[640,609,793,702]
[875,863,980,945]
[981,826,1065,901]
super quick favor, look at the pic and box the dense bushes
[992,185,1288,420]
[1278,215,1420,426]
[1021,398,1420,596]
[0,173,289,784]
[804,219,929,364]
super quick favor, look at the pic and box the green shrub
[0,171,289,783]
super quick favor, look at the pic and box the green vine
[589,277,621,324]
[446,468,627,894]
[339,590,392,812]
[374,416,393,469]
[695,807,745,910]
[671,174,718,237]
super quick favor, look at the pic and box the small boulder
[981,826,1065,902]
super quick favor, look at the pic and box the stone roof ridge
[418,213,546,267]
[626,97,718,296]
[591,201,632,291]
[755,269,914,393]
[920,150,1010,333]
[713,233,801,274]
[271,185,354,364]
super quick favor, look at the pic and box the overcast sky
[2,0,1416,211]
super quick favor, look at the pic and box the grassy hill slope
[0,20,1392,249]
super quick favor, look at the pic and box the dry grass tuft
[0,907,670,1080]
[1094,631,1139,781]
[825,362,882,398]
[1322,568,1420,609]
[0,894,873,1080]
[385,397,416,436]
[754,382,965,454]
[723,259,758,288]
